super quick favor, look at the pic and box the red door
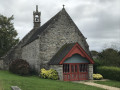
[63,63,88,81]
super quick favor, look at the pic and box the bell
[36,18,38,21]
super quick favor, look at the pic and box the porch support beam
[88,64,93,80]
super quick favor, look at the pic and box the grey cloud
[0,0,119,51]
[70,0,120,41]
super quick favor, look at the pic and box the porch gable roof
[49,42,94,65]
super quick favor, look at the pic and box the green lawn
[0,70,104,90]
[94,80,120,88]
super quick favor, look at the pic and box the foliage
[0,70,104,90]
[91,50,99,59]
[91,50,99,56]
[98,48,120,67]
[9,59,30,75]
[96,66,120,81]
[93,74,103,80]
[0,14,19,57]
[40,68,58,80]
[93,59,102,73]
[94,80,120,88]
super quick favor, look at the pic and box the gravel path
[74,81,120,90]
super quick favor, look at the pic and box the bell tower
[33,5,41,29]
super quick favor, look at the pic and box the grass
[0,70,104,90]
[94,80,120,88]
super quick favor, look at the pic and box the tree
[91,50,99,56]
[91,50,99,59]
[98,48,120,67]
[0,14,19,57]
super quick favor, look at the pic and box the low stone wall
[0,60,3,69]
[50,65,63,80]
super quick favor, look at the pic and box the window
[75,65,77,72]
[63,64,69,73]
[71,65,74,72]
[79,64,88,72]
[79,64,83,72]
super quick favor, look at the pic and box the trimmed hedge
[97,66,120,81]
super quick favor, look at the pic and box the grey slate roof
[48,43,76,65]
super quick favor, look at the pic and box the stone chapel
[3,5,94,81]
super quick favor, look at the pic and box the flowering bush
[93,74,103,80]
[40,68,58,80]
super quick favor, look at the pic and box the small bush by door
[40,68,58,80]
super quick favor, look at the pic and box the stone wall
[50,65,63,80]
[0,60,3,69]
[3,28,38,70]
[21,15,91,73]
[88,64,93,80]
[38,11,91,70]
[22,39,40,72]
[3,43,22,70]
[3,9,92,74]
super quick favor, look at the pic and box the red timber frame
[59,43,94,65]
[63,63,88,81]
[59,42,94,81]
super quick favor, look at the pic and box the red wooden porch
[63,63,88,81]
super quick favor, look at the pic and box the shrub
[9,59,30,75]
[93,59,102,73]
[97,66,120,81]
[93,74,103,80]
[40,68,58,80]
[98,48,120,67]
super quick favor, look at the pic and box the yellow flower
[93,74,103,80]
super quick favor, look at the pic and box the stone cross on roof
[36,5,38,12]
[63,4,65,8]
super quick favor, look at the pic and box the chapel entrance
[63,63,88,81]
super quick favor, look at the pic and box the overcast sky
[0,0,120,51]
